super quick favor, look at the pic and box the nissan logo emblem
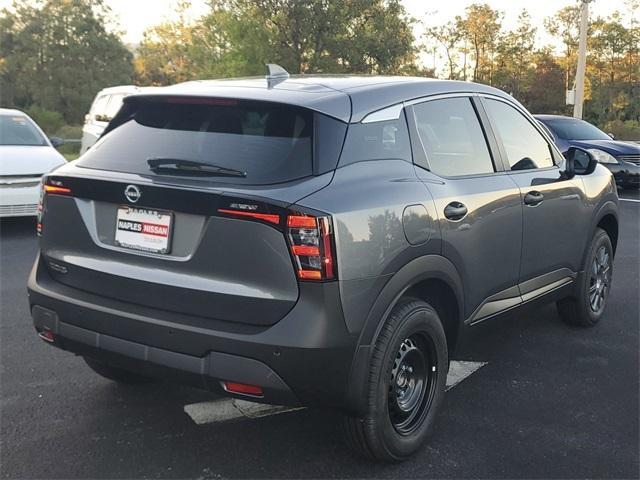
[124,185,141,203]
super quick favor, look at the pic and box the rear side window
[78,99,315,185]
[484,99,554,171]
[339,112,412,166]
[412,97,494,177]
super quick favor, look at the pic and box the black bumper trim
[32,305,299,405]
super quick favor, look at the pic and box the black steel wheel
[343,298,448,462]
[388,335,438,436]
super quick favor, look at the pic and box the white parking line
[619,198,640,203]
[445,360,487,390]
[184,360,487,425]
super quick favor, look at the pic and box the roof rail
[265,64,289,89]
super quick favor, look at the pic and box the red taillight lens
[222,381,264,397]
[287,214,336,281]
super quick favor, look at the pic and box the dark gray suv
[29,70,619,461]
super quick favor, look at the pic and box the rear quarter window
[339,111,412,166]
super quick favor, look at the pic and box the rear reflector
[217,208,280,225]
[223,381,264,397]
[37,329,55,343]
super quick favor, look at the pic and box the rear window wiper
[147,158,247,177]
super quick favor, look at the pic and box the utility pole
[573,0,592,119]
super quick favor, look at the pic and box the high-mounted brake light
[217,208,280,225]
[287,214,336,281]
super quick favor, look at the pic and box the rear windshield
[0,115,47,146]
[78,99,314,185]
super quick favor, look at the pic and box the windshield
[0,115,48,146]
[78,99,314,185]
[543,118,611,141]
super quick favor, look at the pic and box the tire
[343,298,448,462]
[557,227,613,327]
[83,357,153,385]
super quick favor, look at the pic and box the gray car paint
[30,75,619,411]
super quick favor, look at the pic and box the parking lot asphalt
[1,191,638,479]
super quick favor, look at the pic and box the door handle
[444,201,468,221]
[524,191,544,206]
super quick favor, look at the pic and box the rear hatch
[38,96,347,327]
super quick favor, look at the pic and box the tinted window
[542,117,610,141]
[0,115,47,146]
[484,99,554,171]
[413,97,494,176]
[78,99,313,185]
[340,112,411,165]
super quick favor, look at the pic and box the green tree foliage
[134,0,419,83]
[0,0,134,123]
[493,10,536,100]
[423,2,639,137]
[455,3,502,82]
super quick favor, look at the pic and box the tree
[134,1,203,85]
[544,4,581,91]
[455,3,502,83]
[0,0,133,123]
[493,10,536,98]
[134,0,419,83]
[426,21,462,79]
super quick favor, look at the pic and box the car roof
[0,108,27,116]
[534,114,583,122]
[126,75,512,123]
[96,85,142,96]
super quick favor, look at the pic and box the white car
[80,85,142,155]
[0,108,66,217]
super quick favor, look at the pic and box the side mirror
[49,136,64,148]
[563,146,597,177]
[608,132,616,140]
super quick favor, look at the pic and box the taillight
[38,180,72,236]
[217,208,280,225]
[287,214,335,281]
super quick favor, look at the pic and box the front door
[481,97,591,299]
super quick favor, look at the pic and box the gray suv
[29,70,619,462]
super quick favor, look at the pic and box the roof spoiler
[265,64,289,89]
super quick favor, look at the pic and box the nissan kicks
[29,68,619,461]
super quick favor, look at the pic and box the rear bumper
[28,254,358,408]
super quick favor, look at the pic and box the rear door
[407,95,523,324]
[480,96,590,298]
